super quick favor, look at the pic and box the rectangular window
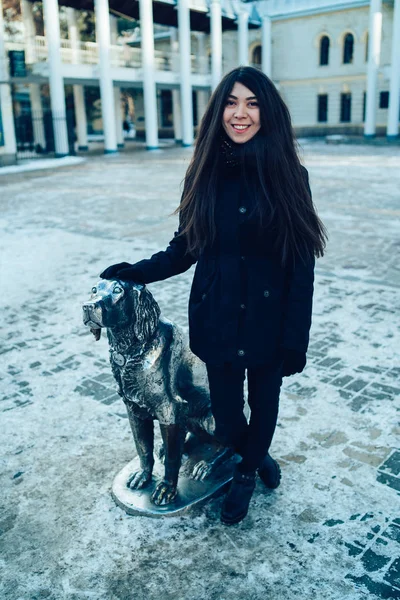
[363,92,366,122]
[379,91,389,109]
[317,94,328,122]
[340,93,352,123]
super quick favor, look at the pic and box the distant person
[101,66,327,525]
[123,118,136,139]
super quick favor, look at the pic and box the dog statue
[82,279,232,506]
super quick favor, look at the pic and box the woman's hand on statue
[281,348,306,377]
[100,262,135,280]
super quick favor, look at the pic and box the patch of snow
[0,156,85,175]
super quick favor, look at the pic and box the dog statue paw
[151,480,178,506]
[191,446,235,482]
[127,469,153,490]
[82,280,236,516]
[191,460,213,481]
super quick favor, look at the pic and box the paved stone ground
[0,139,399,600]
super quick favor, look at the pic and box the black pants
[206,362,283,473]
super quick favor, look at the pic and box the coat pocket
[191,258,217,304]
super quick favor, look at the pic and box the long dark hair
[178,66,327,265]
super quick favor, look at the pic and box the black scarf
[220,133,241,169]
[219,130,261,175]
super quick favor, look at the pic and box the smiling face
[222,81,261,144]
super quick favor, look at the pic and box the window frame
[319,35,330,66]
[317,94,328,122]
[340,92,352,122]
[343,32,354,65]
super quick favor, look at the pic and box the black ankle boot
[258,453,281,489]
[221,467,256,525]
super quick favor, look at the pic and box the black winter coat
[129,165,315,367]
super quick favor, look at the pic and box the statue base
[112,445,239,518]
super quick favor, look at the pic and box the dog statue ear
[133,287,161,342]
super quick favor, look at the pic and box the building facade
[243,0,399,137]
[0,0,399,165]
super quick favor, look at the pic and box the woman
[101,66,327,525]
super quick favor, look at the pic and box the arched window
[252,45,262,66]
[343,33,354,64]
[319,36,330,66]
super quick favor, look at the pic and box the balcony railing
[17,36,209,74]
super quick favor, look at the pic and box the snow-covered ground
[0,156,85,176]
[0,141,399,600]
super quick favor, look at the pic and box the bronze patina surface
[82,279,233,511]
[112,444,239,517]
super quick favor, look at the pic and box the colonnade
[0,0,399,162]
[31,0,254,153]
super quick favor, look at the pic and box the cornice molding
[254,0,392,21]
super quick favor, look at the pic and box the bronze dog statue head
[82,279,160,342]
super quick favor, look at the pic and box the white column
[94,0,117,153]
[172,89,182,143]
[67,7,79,63]
[170,29,182,143]
[30,85,46,149]
[387,0,400,138]
[0,84,17,157]
[109,15,118,69]
[73,86,88,150]
[139,0,158,149]
[210,0,222,90]
[197,89,209,123]
[22,1,46,149]
[114,86,124,147]
[196,31,208,75]
[262,16,272,77]
[109,14,118,44]
[178,0,193,146]
[195,32,209,122]
[21,0,36,63]
[67,8,88,151]
[364,0,383,137]
[238,9,249,66]
[0,0,17,164]
[42,0,69,156]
